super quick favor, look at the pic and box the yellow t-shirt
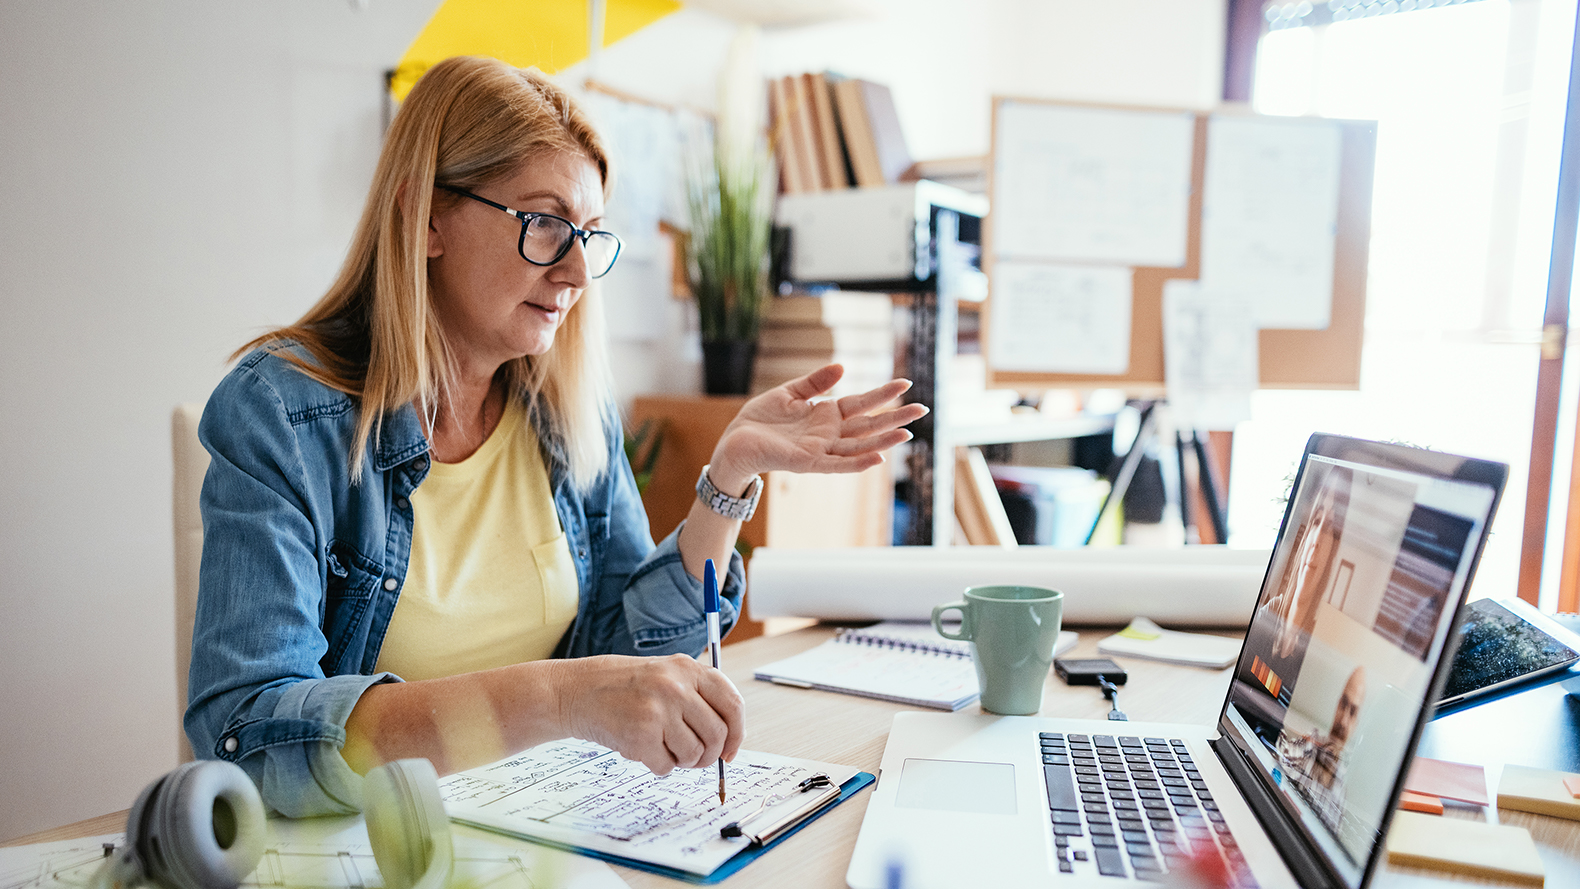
[374,399,579,681]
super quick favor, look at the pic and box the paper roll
[747,545,1271,627]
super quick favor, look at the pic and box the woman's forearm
[342,659,572,776]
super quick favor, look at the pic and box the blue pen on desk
[704,557,726,804]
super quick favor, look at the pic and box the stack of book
[754,292,896,396]
[768,73,912,193]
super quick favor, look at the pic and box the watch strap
[696,464,763,521]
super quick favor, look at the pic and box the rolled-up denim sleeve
[576,416,745,657]
[185,363,392,817]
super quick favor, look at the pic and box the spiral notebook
[753,622,1078,711]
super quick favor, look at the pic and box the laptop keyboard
[1040,732,1256,885]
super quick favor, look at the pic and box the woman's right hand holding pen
[552,653,745,776]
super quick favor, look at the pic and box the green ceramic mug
[932,585,1065,715]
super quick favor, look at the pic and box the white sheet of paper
[993,101,1194,267]
[1200,115,1342,330]
[579,93,711,343]
[1162,280,1257,430]
[988,262,1132,374]
[440,740,859,878]
[0,817,628,889]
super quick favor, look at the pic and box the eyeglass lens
[519,216,621,278]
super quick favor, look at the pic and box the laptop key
[1058,860,1075,874]
[1044,765,1079,809]
[1053,823,1085,836]
[1051,809,1082,824]
[1091,834,1119,848]
[1094,846,1127,876]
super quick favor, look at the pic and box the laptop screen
[1219,436,1503,888]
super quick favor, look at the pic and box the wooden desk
[10,627,1580,887]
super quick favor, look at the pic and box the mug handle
[932,602,971,641]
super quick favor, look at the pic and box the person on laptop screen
[1275,665,1366,833]
[1228,453,1484,862]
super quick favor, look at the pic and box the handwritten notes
[1162,280,1257,430]
[988,263,1132,374]
[1200,115,1343,330]
[994,102,1194,268]
[440,740,859,877]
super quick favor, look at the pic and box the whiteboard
[992,101,1195,268]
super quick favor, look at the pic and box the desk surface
[10,626,1580,888]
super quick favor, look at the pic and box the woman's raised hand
[706,365,929,488]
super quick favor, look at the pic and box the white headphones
[91,759,453,889]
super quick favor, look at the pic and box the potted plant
[686,139,774,395]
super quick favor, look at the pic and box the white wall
[0,0,1226,841]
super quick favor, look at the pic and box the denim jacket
[185,345,744,817]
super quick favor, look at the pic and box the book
[762,292,894,328]
[767,77,808,194]
[830,77,884,187]
[753,621,1078,711]
[752,353,894,393]
[758,324,893,355]
[440,738,870,883]
[805,72,850,189]
[954,446,1017,547]
[830,77,911,186]
[1097,617,1242,668]
[786,75,827,190]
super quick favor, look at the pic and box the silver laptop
[848,434,1507,889]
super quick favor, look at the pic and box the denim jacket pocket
[323,539,383,667]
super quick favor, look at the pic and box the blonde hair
[239,56,614,487]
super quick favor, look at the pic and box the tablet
[1437,597,1580,712]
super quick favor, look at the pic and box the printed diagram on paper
[440,740,859,876]
[0,818,627,889]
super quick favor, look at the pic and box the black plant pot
[701,339,757,395]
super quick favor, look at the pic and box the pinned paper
[1405,757,1489,807]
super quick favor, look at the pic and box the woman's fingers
[562,654,745,775]
[835,378,913,418]
[838,403,929,439]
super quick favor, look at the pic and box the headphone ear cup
[364,759,453,889]
[130,761,266,889]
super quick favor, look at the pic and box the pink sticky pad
[1405,757,1489,807]
[1563,775,1580,799]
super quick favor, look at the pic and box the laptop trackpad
[894,759,1017,815]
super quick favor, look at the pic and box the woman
[185,56,926,817]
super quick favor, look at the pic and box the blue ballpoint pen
[704,558,726,804]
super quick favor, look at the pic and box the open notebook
[753,621,1078,711]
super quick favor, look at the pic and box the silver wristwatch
[696,464,763,521]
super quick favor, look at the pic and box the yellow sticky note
[1386,811,1544,886]
[1116,619,1162,641]
[1499,764,1580,821]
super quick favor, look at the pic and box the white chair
[171,403,209,763]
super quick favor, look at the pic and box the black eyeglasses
[437,184,622,279]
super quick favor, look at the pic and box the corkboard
[984,98,1376,391]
